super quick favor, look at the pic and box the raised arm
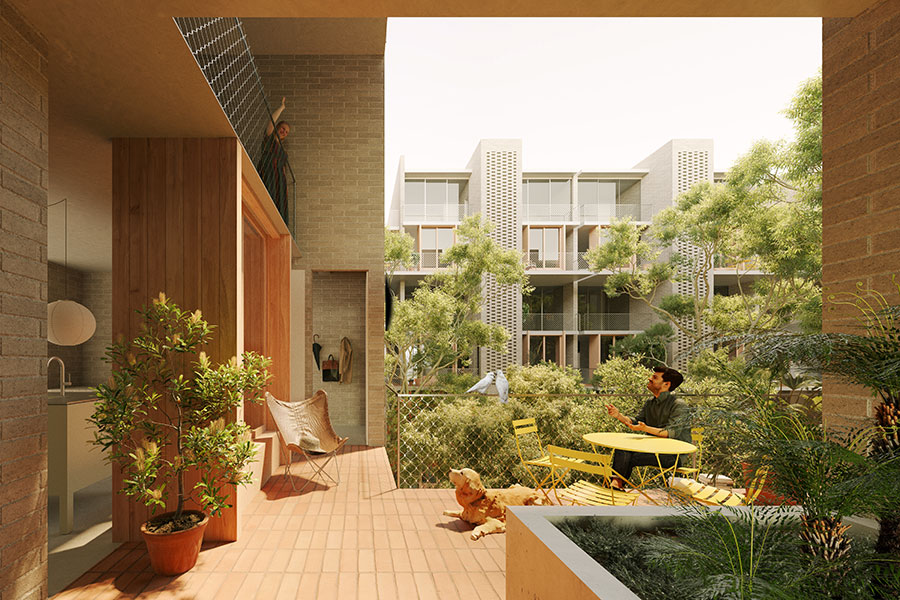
[265,97,286,136]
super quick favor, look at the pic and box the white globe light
[48,300,96,346]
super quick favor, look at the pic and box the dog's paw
[443,509,461,517]
[470,530,484,540]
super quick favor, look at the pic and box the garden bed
[507,506,884,600]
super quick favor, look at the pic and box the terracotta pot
[140,510,209,575]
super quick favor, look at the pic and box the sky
[384,18,822,212]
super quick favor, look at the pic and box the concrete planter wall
[506,506,879,600]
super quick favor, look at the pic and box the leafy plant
[384,214,530,395]
[745,277,900,555]
[554,517,688,600]
[609,322,675,367]
[90,293,272,523]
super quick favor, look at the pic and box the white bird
[495,369,509,403]
[466,371,494,394]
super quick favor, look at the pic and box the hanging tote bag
[322,354,340,382]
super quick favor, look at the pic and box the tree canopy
[384,215,530,395]
[585,73,822,360]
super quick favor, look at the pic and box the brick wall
[311,271,367,439]
[255,55,385,444]
[0,1,49,598]
[822,0,900,431]
[81,271,111,386]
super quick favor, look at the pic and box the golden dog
[442,468,546,539]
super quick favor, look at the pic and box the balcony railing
[522,203,652,223]
[522,312,631,331]
[580,203,650,222]
[402,204,469,223]
[579,312,630,331]
[525,251,563,269]
[391,250,451,271]
[174,17,296,238]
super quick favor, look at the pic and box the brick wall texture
[822,0,900,431]
[0,1,49,599]
[255,55,385,444]
[311,271,367,434]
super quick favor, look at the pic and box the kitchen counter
[48,387,97,405]
[48,388,107,534]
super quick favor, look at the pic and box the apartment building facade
[387,138,743,379]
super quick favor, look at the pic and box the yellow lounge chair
[670,467,768,507]
[547,445,639,507]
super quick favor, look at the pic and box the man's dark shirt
[631,390,691,444]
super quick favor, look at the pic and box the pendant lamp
[47,198,96,346]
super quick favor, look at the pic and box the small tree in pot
[91,293,272,575]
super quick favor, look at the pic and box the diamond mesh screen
[173,16,296,236]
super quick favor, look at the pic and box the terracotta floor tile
[413,572,440,600]
[316,572,340,600]
[303,548,325,573]
[213,571,248,600]
[285,549,307,573]
[321,548,341,572]
[274,573,302,600]
[358,572,378,600]
[376,572,398,599]
[295,572,319,599]
[193,572,227,600]
[54,446,538,600]
[336,571,358,598]
[433,571,460,599]
[394,572,419,600]
[389,549,411,572]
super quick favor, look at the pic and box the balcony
[402,203,469,224]
[522,312,631,331]
[522,203,652,224]
[579,203,651,223]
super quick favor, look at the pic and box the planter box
[506,506,879,600]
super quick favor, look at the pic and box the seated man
[605,366,691,490]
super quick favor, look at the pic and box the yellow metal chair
[671,466,769,507]
[674,426,704,477]
[547,445,639,507]
[512,417,556,501]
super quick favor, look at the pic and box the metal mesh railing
[385,392,718,489]
[174,17,296,237]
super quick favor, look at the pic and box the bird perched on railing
[467,371,495,394]
[495,369,509,403]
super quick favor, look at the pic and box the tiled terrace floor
[53,446,510,599]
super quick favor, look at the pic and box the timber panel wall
[0,2,49,598]
[822,0,900,431]
[112,137,242,542]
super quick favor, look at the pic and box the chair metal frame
[547,445,639,507]
[266,392,348,493]
[674,426,705,477]
[512,417,555,501]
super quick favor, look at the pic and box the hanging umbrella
[312,334,323,371]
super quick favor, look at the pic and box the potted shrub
[90,293,272,575]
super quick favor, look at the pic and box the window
[527,227,561,268]
[523,179,571,220]
[529,335,560,366]
[577,179,642,221]
[404,178,469,221]
[420,227,454,268]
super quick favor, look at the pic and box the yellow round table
[583,432,697,456]
[583,432,697,504]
